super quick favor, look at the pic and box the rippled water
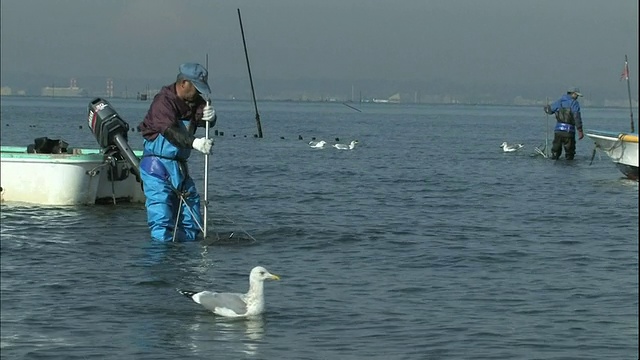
[1,97,638,359]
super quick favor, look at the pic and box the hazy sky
[1,0,638,95]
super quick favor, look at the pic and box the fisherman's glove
[203,103,215,122]
[192,137,214,154]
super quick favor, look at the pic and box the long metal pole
[203,53,210,239]
[545,97,549,157]
[204,104,209,238]
[624,55,635,133]
[237,8,263,138]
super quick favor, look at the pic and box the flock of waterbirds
[308,139,359,150]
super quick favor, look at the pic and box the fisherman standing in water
[138,63,216,241]
[544,87,585,160]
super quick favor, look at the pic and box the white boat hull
[585,130,639,180]
[1,147,144,205]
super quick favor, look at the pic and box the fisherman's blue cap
[177,63,211,95]
[567,87,582,97]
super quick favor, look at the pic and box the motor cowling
[87,98,141,182]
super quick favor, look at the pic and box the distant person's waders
[552,108,577,160]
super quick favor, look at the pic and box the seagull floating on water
[177,266,280,318]
[333,140,359,150]
[500,142,524,152]
[308,140,327,148]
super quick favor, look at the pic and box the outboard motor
[87,98,141,182]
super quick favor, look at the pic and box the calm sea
[1,97,638,360]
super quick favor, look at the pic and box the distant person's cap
[567,87,582,97]
[177,63,211,95]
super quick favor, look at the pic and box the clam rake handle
[204,127,209,238]
[203,100,211,238]
[545,97,549,158]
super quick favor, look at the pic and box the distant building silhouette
[41,78,87,97]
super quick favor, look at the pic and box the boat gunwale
[1,146,143,164]
[585,129,638,143]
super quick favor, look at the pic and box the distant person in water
[544,87,585,160]
[137,63,216,242]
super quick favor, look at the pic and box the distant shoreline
[0,94,636,109]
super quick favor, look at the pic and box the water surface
[1,97,637,359]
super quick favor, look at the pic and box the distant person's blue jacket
[550,94,583,133]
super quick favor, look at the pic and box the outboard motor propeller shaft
[87,98,141,181]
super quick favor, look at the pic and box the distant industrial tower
[106,78,114,98]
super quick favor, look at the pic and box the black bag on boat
[27,137,69,154]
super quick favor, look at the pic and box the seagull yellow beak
[270,274,281,280]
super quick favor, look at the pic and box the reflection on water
[217,316,266,356]
[0,333,77,352]
[185,315,265,358]
[140,232,258,268]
